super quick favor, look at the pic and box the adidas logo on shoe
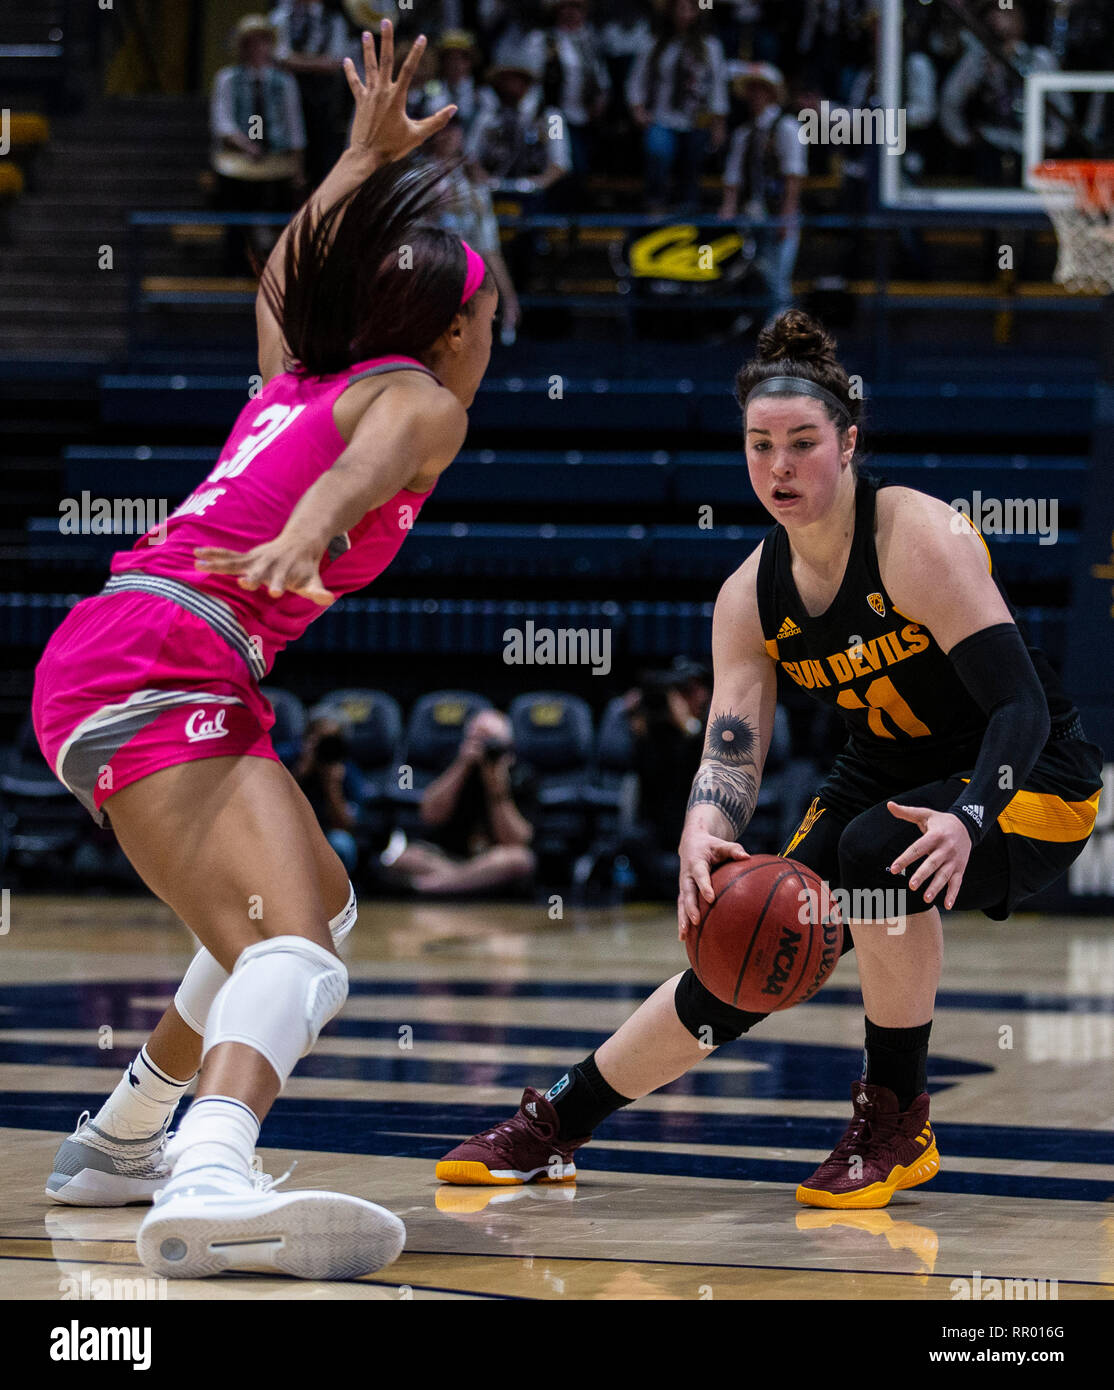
[525,1102,537,1118]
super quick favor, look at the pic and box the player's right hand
[677,830,749,940]
[344,23,456,165]
[193,539,335,606]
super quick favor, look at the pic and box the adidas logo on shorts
[961,804,984,828]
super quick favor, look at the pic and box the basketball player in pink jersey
[33,23,496,1281]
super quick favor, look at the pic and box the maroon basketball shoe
[796,1082,940,1209]
[436,1088,588,1186]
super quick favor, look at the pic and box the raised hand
[343,21,457,165]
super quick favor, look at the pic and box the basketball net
[1031,160,1114,295]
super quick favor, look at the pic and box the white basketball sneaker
[136,1165,406,1281]
[46,1112,172,1207]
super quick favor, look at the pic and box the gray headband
[744,375,852,425]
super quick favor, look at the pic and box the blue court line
[4,1094,1113,1199]
[0,1038,989,1100]
[2,979,1112,1023]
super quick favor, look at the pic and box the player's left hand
[885,802,972,911]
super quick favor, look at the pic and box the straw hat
[342,1,391,29]
[235,14,278,47]
[439,29,479,54]
[732,61,786,102]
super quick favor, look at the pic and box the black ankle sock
[545,1051,633,1139]
[863,1017,932,1111]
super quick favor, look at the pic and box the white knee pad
[202,935,348,1085]
[174,882,356,1036]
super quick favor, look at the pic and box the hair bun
[757,310,839,368]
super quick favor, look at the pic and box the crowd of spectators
[208,2,1114,310]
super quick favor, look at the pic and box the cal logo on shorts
[185,707,229,743]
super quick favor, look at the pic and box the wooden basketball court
[2,896,1113,1301]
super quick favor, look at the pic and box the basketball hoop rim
[1031,159,1114,209]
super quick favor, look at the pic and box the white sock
[92,1045,194,1140]
[164,1095,259,1182]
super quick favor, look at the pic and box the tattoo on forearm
[707,711,756,763]
[686,709,760,839]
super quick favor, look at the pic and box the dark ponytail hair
[259,155,491,377]
[734,309,861,459]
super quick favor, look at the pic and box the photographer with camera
[621,656,711,896]
[382,709,537,897]
[292,709,365,876]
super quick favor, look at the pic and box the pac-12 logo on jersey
[185,708,229,743]
[867,592,886,617]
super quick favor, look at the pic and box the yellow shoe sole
[795,1140,940,1210]
[434,1160,577,1187]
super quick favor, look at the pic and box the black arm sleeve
[944,623,1051,844]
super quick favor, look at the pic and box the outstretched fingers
[395,31,427,93]
[415,102,459,140]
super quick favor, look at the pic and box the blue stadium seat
[259,686,307,765]
[0,716,86,877]
[508,691,597,870]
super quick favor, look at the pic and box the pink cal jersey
[109,355,441,675]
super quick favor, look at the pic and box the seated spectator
[381,710,536,897]
[480,0,547,68]
[598,0,654,71]
[939,0,1069,187]
[210,15,306,274]
[270,0,353,185]
[467,60,572,198]
[427,115,521,341]
[719,63,804,322]
[795,0,876,108]
[626,0,729,213]
[524,0,611,194]
[293,709,366,878]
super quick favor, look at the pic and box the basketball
[685,855,843,1012]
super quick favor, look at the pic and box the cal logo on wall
[629,225,744,282]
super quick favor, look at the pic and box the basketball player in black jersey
[436,311,1104,1208]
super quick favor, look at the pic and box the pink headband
[460,240,486,306]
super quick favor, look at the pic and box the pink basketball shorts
[32,582,280,826]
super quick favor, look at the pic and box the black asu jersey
[756,475,1079,797]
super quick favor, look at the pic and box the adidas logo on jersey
[777,616,802,640]
[961,804,984,828]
